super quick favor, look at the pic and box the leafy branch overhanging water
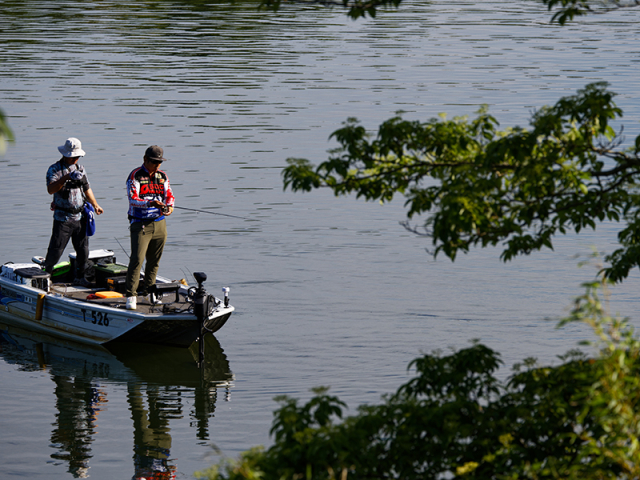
[196,270,640,479]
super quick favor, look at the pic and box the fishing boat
[0,249,234,349]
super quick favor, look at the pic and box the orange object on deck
[94,291,124,299]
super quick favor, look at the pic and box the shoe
[126,296,137,310]
[73,277,91,287]
[149,293,162,305]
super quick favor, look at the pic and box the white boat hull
[0,255,234,347]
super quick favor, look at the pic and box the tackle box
[106,276,127,294]
[69,249,117,283]
[94,263,128,288]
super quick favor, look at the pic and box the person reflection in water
[50,375,107,478]
[128,384,177,480]
[26,333,232,479]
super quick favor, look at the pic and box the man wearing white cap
[44,137,103,285]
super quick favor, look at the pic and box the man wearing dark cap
[124,145,175,310]
[44,137,104,285]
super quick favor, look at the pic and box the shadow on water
[0,321,233,479]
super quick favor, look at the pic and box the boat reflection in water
[0,320,234,479]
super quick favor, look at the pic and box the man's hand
[149,200,173,215]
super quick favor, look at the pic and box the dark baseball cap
[144,145,167,162]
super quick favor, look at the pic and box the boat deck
[50,283,192,316]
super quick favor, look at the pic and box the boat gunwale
[0,274,234,320]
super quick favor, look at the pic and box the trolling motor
[192,272,208,319]
[189,273,231,368]
[192,271,209,368]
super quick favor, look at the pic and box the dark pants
[125,219,167,297]
[44,218,89,279]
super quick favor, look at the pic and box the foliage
[264,0,640,282]
[0,108,14,155]
[258,0,402,19]
[196,278,640,479]
[282,83,640,283]
[258,0,640,22]
[540,0,640,25]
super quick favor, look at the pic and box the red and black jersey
[126,165,175,221]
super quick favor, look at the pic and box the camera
[65,179,84,189]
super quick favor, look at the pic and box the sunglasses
[150,160,163,165]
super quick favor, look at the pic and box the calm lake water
[1,0,640,478]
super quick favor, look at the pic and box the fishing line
[172,205,248,220]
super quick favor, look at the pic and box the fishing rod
[172,205,247,220]
[114,237,130,259]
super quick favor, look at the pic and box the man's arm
[47,172,72,195]
[84,188,104,215]
[163,176,175,215]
